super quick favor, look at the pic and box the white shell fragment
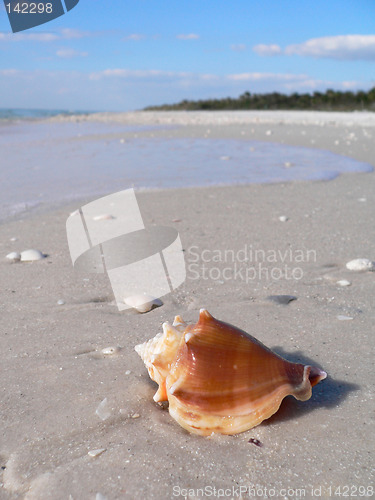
[93,214,116,221]
[346,258,375,271]
[88,448,106,458]
[20,249,45,261]
[124,294,163,313]
[336,280,351,287]
[101,346,120,355]
[278,215,289,222]
[6,252,21,261]
[337,315,354,321]
[95,398,111,421]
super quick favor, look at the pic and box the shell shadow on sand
[263,347,360,427]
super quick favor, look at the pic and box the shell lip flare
[308,365,327,387]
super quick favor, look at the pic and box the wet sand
[1,112,374,500]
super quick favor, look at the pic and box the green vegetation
[144,88,375,111]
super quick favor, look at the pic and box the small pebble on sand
[278,215,289,222]
[57,299,65,305]
[267,295,297,305]
[248,438,263,447]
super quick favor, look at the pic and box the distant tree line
[144,88,375,111]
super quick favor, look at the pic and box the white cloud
[60,28,89,39]
[176,33,200,40]
[56,48,88,58]
[90,69,193,81]
[227,72,307,82]
[0,28,98,42]
[341,80,364,89]
[254,35,375,61]
[90,69,364,94]
[0,31,59,42]
[123,33,145,41]
[285,35,375,60]
[1,67,372,111]
[253,44,281,56]
[0,69,20,76]
[0,28,93,42]
[230,44,247,52]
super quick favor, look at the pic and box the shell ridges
[135,310,326,435]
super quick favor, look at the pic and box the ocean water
[0,108,93,122]
[0,119,372,221]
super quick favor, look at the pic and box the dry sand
[1,112,374,500]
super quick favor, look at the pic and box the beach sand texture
[1,112,374,499]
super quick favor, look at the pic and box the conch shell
[135,309,327,436]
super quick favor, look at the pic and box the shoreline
[1,112,374,499]
[1,110,375,225]
[51,109,375,126]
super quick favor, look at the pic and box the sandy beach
[1,111,374,500]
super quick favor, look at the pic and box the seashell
[337,315,353,321]
[336,279,351,287]
[135,309,327,436]
[124,294,163,313]
[346,258,375,271]
[20,249,45,262]
[101,346,121,355]
[95,397,111,421]
[88,448,106,458]
[6,251,21,261]
[92,214,116,221]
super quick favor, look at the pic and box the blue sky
[0,0,374,111]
